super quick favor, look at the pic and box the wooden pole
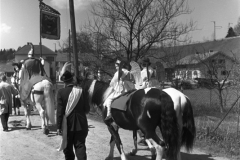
[69,0,79,77]
[39,0,43,57]
[68,29,71,62]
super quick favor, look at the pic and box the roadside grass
[193,104,240,160]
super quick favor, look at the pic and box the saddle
[19,75,51,101]
[111,90,136,111]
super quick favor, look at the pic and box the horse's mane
[80,79,109,109]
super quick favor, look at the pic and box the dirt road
[0,110,230,160]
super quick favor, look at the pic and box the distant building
[144,36,240,81]
[175,51,235,80]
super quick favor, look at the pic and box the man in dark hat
[56,68,89,160]
[140,57,154,88]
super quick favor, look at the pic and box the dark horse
[81,79,196,160]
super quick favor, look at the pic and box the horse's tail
[44,81,56,124]
[181,97,196,152]
[159,93,180,160]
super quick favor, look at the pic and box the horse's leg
[147,138,165,160]
[12,97,16,115]
[107,124,127,160]
[23,103,32,129]
[129,130,138,156]
[105,135,115,160]
[145,130,166,160]
[32,93,48,134]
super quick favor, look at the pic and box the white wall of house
[174,54,234,80]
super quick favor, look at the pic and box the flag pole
[39,0,43,57]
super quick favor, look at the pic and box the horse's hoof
[128,149,137,156]
[105,156,113,160]
[43,128,49,135]
[26,127,31,130]
[151,154,156,160]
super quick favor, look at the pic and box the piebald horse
[80,79,196,160]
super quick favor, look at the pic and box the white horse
[22,79,56,135]
[14,67,55,135]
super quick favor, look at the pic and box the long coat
[57,84,89,132]
[0,81,18,114]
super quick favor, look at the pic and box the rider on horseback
[104,58,135,121]
[19,42,47,101]
[21,43,46,79]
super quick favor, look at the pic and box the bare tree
[195,50,237,112]
[87,0,195,62]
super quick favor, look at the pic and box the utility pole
[211,21,222,41]
[69,0,79,77]
[68,29,71,62]
[39,0,43,57]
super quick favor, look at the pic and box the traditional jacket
[0,81,18,114]
[57,84,89,132]
[22,57,46,79]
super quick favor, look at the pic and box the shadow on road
[109,152,216,160]
[114,155,150,160]
[181,152,215,160]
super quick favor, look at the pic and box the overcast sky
[1,0,240,51]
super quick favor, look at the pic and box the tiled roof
[165,36,240,59]
[15,45,57,55]
[177,51,234,65]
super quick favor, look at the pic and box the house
[14,44,57,82]
[174,51,235,80]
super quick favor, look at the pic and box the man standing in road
[57,65,90,160]
[0,72,18,131]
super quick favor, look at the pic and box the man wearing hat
[56,69,89,160]
[19,43,47,101]
[140,57,154,88]
[21,43,46,79]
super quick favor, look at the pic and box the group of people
[1,46,156,159]
[0,42,46,132]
